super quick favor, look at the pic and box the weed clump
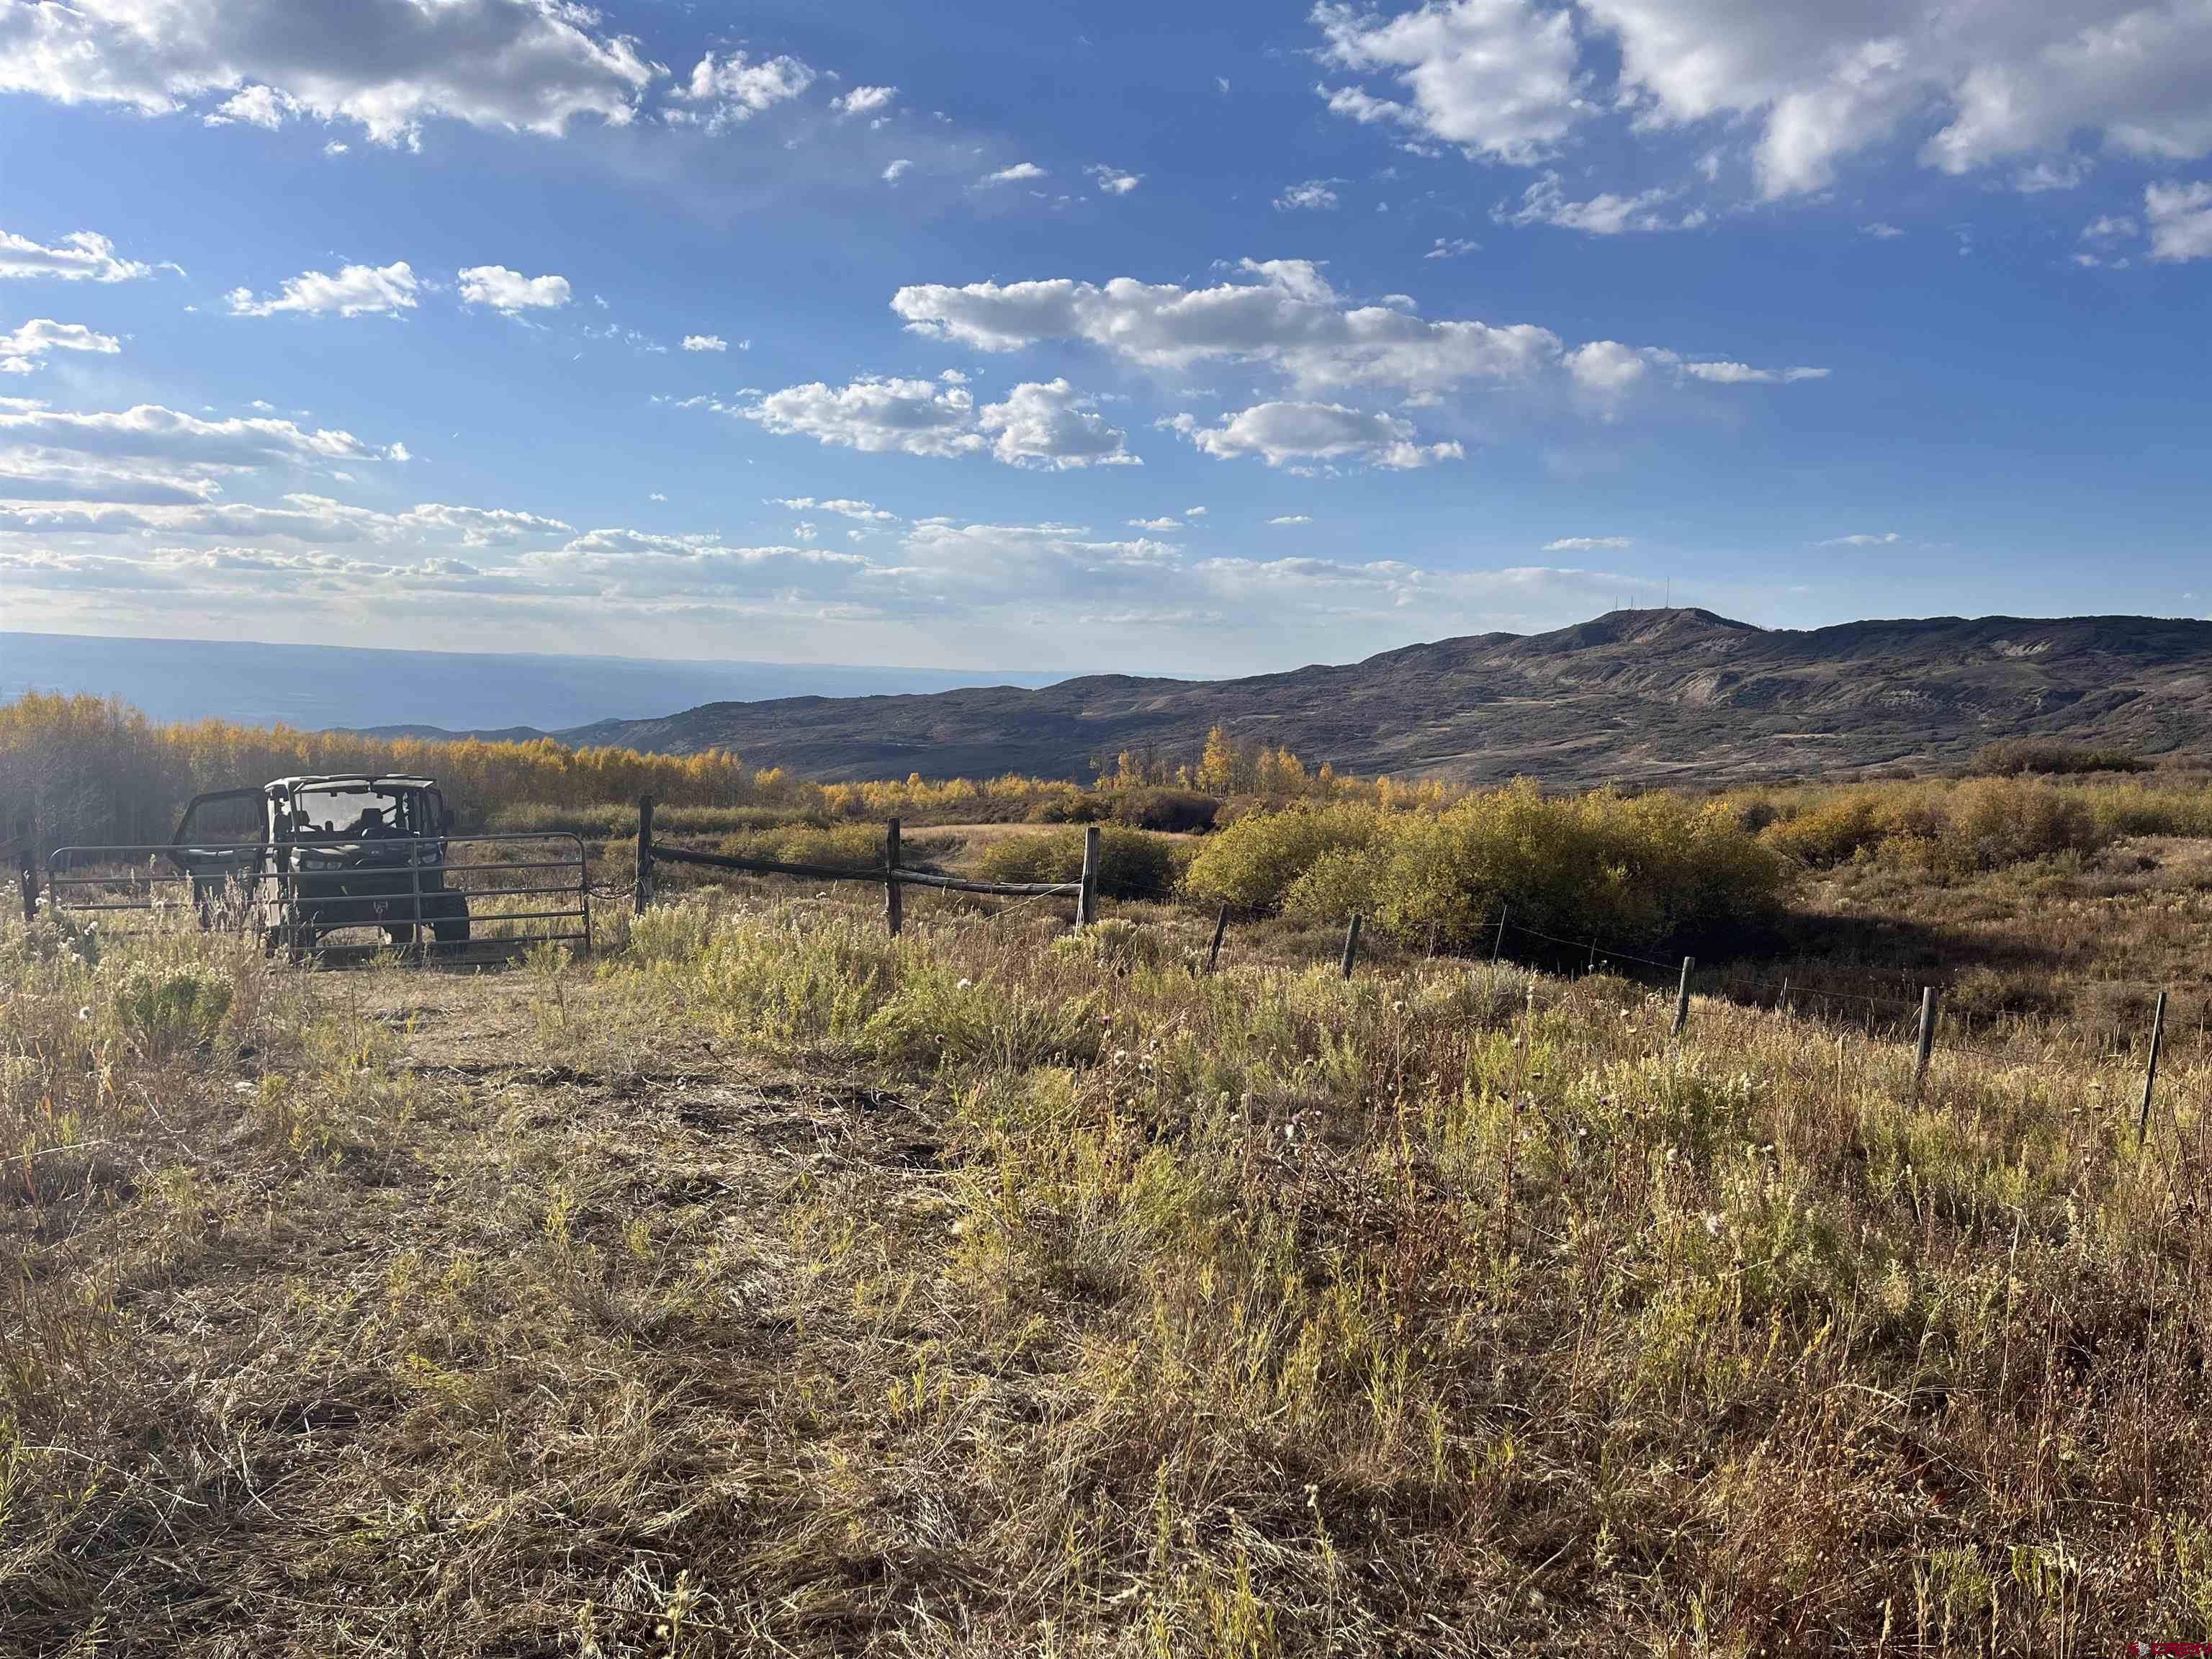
[109,959,233,1059]
[1051,916,1168,973]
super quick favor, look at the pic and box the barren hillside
[554,608,2212,785]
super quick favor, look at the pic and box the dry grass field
[8,865,2212,1655]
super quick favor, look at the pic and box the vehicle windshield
[285,786,422,841]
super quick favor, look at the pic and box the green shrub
[1179,802,1385,914]
[1758,778,2108,876]
[1184,782,1788,952]
[1108,788,1219,834]
[1972,739,2150,776]
[109,961,233,1059]
[698,915,899,1058]
[976,827,1191,902]
[1050,917,1168,972]
[482,801,813,839]
[718,819,889,871]
[866,968,1104,1069]
[1941,775,2100,871]
[627,891,729,965]
[1279,844,1385,925]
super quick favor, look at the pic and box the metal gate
[42,832,593,958]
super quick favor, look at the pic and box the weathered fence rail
[633,797,1100,934]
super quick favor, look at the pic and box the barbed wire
[565,850,2212,1034]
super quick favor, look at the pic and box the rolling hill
[547,609,2212,787]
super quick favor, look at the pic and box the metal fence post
[1492,904,1509,963]
[2136,989,2169,1147]
[1340,914,1362,979]
[1076,825,1101,927]
[885,817,903,938]
[12,814,32,925]
[1671,956,1694,1038]
[577,834,593,956]
[634,794,655,916]
[407,828,424,960]
[1911,986,1938,1102]
[1205,903,1229,974]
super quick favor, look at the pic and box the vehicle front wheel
[428,894,471,947]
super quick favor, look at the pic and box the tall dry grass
[12,886,2211,1652]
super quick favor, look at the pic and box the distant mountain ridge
[528,610,2212,787]
[0,631,1065,731]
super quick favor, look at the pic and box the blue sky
[1,0,2209,678]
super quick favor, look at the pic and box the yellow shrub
[1184,781,1787,950]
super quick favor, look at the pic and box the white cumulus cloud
[893,258,1556,397]
[0,400,410,516]
[1313,0,1585,166]
[770,496,899,523]
[0,228,150,283]
[0,0,657,145]
[0,319,122,374]
[458,264,571,312]
[1167,401,1460,469]
[2147,179,2212,260]
[671,50,815,129]
[892,259,1822,415]
[683,334,729,352]
[1276,179,1343,211]
[204,83,292,129]
[977,379,1138,469]
[1310,0,2212,202]
[739,374,1132,469]
[832,84,896,117]
[744,374,985,458]
[1500,174,1701,235]
[982,161,1047,184]
[228,261,418,318]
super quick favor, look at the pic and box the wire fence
[13,798,2200,1083]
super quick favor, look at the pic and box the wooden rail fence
[5,794,2186,1130]
[632,796,1100,934]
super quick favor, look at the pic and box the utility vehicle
[168,774,470,950]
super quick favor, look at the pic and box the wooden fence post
[1340,914,1362,979]
[2136,989,2169,1147]
[1076,825,1101,927]
[1671,956,1694,1038]
[1911,986,1938,1102]
[884,817,903,938]
[634,794,655,916]
[1205,903,1229,974]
